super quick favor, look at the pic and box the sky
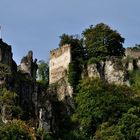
[0,0,140,64]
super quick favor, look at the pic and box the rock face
[104,59,128,85]
[0,39,17,84]
[137,59,140,69]
[56,77,73,101]
[37,76,74,132]
[18,51,38,80]
[0,40,74,133]
[0,40,38,125]
[87,64,100,78]
[12,79,37,120]
[49,44,71,84]
[87,58,129,85]
[5,51,38,121]
[125,48,140,59]
[0,39,13,66]
[124,48,140,71]
[37,86,56,132]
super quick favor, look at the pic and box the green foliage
[0,87,17,105]
[0,63,11,77]
[58,130,86,140]
[82,23,125,60]
[129,70,140,93]
[118,112,140,139]
[0,86,21,120]
[93,122,124,140]
[94,107,140,140]
[37,60,49,84]
[68,61,81,88]
[88,57,103,64]
[59,34,84,88]
[59,33,85,61]
[0,119,35,140]
[59,33,74,47]
[72,78,138,138]
[36,128,54,140]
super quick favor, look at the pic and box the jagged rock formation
[87,57,129,85]
[0,40,59,133]
[0,41,38,127]
[49,44,73,115]
[0,39,17,84]
[104,59,128,85]
[125,48,140,59]
[0,39,13,66]
[18,50,38,80]
[124,48,140,71]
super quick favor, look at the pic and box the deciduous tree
[82,23,125,60]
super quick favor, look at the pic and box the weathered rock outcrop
[0,39,13,66]
[125,48,140,71]
[0,39,56,133]
[18,51,38,80]
[37,86,56,132]
[87,64,100,78]
[0,39,17,84]
[37,77,74,132]
[104,59,129,85]
[87,57,129,85]
[6,59,38,122]
[49,44,71,84]
[0,41,38,125]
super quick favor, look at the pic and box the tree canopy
[72,78,140,139]
[59,34,85,88]
[37,60,49,84]
[82,23,125,60]
[0,119,35,140]
[59,33,85,61]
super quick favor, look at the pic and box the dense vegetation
[71,78,140,139]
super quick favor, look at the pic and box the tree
[0,119,35,140]
[59,33,85,61]
[94,107,140,140]
[59,34,85,88]
[68,61,80,88]
[37,60,49,84]
[128,70,140,96]
[0,86,22,122]
[72,78,136,138]
[82,23,125,60]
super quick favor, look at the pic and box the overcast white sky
[0,0,140,64]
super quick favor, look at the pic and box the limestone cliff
[0,42,38,125]
[0,39,17,84]
[0,39,13,66]
[18,50,38,80]
[87,57,129,85]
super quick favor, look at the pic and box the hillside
[0,23,140,140]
